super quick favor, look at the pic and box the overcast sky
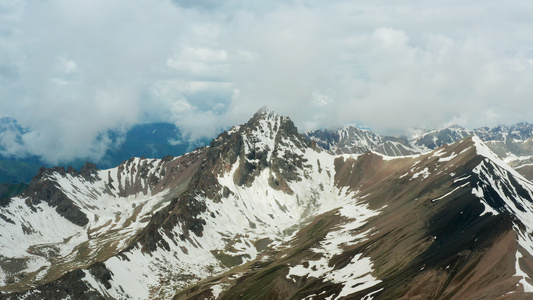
[2,0,533,164]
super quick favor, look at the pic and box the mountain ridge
[306,122,533,181]
[2,108,533,299]
[175,134,533,299]
[3,115,533,184]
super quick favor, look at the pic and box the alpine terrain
[2,107,533,299]
[307,123,533,181]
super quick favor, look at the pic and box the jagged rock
[88,262,114,289]
[79,162,99,182]
[23,171,89,226]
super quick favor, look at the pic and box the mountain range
[1,108,533,299]
[3,116,533,185]
[306,122,533,181]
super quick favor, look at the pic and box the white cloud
[2,0,533,164]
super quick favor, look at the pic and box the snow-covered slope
[3,108,533,299]
[1,108,376,299]
[175,135,533,299]
[0,154,202,294]
[85,110,362,299]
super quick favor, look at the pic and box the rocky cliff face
[2,109,533,299]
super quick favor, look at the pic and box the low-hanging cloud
[2,0,533,164]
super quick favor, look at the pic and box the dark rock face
[12,163,102,227]
[22,168,89,227]
[78,162,100,182]
[134,198,178,253]
[134,192,208,254]
[0,261,115,300]
[88,262,114,290]
[0,213,15,224]
[0,268,104,300]
[123,151,211,254]
[224,108,313,193]
[208,130,242,177]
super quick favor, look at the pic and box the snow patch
[432,149,446,157]
[430,183,468,203]
[411,167,430,180]
[286,202,381,299]
[453,175,471,183]
[211,283,230,298]
[438,152,457,162]
[515,250,533,292]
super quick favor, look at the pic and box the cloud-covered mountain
[2,108,533,299]
[0,118,210,183]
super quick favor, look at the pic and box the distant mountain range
[306,122,533,180]
[0,118,210,184]
[2,108,533,299]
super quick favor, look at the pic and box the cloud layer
[2,0,533,163]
